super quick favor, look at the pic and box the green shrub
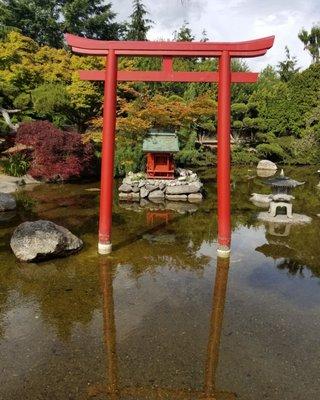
[256,142,286,161]
[2,153,30,177]
[114,139,144,177]
[231,146,259,165]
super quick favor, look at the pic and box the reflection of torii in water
[91,256,236,400]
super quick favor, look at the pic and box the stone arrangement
[118,168,203,203]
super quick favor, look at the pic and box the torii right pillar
[217,51,232,257]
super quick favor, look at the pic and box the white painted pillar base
[98,242,112,255]
[217,246,231,258]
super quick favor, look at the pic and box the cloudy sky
[113,0,319,71]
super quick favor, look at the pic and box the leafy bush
[2,153,30,177]
[114,138,144,177]
[231,145,259,165]
[256,142,286,161]
[15,121,95,181]
[291,132,320,164]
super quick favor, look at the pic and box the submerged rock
[0,193,16,211]
[10,220,83,262]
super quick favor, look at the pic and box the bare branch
[0,107,20,131]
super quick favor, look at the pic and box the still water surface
[0,167,320,399]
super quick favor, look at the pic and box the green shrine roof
[142,132,179,153]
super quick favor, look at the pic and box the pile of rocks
[118,169,203,203]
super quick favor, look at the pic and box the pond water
[0,167,320,400]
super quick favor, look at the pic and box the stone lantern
[266,169,304,218]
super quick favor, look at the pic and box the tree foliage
[0,10,319,176]
[298,24,320,64]
[126,0,153,41]
[16,121,95,181]
[0,0,125,47]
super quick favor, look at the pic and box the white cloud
[113,0,320,71]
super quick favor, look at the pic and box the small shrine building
[143,132,179,179]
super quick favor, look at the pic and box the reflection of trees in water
[1,167,318,342]
[276,259,306,276]
[88,256,236,400]
[0,252,19,340]
[13,261,102,341]
[257,221,320,277]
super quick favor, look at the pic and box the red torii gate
[65,34,274,257]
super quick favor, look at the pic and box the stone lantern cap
[266,169,304,189]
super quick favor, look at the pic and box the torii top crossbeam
[66,34,274,57]
[65,34,274,256]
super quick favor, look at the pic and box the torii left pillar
[98,50,117,254]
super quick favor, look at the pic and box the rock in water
[166,183,202,195]
[10,220,83,262]
[257,160,277,170]
[188,193,203,203]
[119,192,140,201]
[0,193,16,211]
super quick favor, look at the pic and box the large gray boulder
[166,183,202,195]
[0,193,16,211]
[257,160,277,170]
[10,220,83,262]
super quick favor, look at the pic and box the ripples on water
[0,167,319,399]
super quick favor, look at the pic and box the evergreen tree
[0,0,63,47]
[277,46,299,82]
[62,0,124,40]
[174,21,195,42]
[0,0,125,47]
[298,24,320,64]
[200,29,209,42]
[126,0,153,41]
